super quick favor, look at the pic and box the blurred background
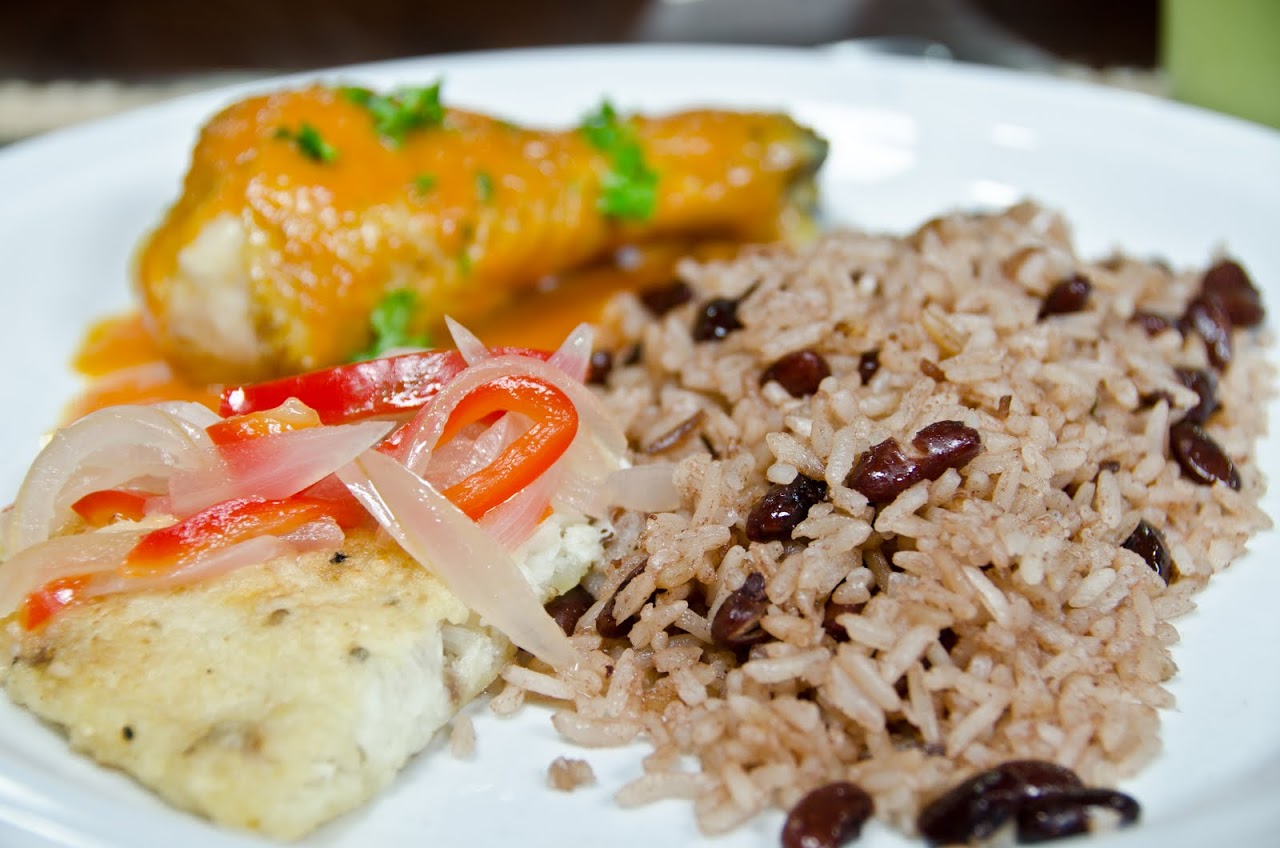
[0,0,1274,142]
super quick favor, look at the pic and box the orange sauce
[70,240,736,421]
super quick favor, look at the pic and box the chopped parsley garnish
[351,289,432,361]
[412,173,438,195]
[341,83,445,147]
[274,123,337,163]
[579,100,658,221]
[475,171,495,203]
[457,222,476,278]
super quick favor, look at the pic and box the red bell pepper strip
[207,400,322,445]
[121,494,366,578]
[20,574,94,630]
[219,348,552,425]
[438,374,578,520]
[71,490,149,527]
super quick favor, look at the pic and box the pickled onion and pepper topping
[0,531,145,620]
[165,419,395,518]
[338,450,579,671]
[394,351,626,477]
[206,398,322,445]
[121,495,365,578]
[7,404,219,555]
[218,348,553,425]
[446,318,593,384]
[70,489,149,527]
[7,521,345,631]
[6,322,643,640]
[20,574,94,631]
[438,375,578,520]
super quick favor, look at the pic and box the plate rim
[0,41,1276,848]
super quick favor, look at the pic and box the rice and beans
[506,202,1271,845]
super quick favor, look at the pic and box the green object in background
[1163,0,1280,128]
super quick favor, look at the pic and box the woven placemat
[0,75,263,142]
[0,64,1163,144]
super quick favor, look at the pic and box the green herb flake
[457,250,474,278]
[350,289,432,361]
[339,86,374,106]
[343,82,445,147]
[475,171,495,203]
[274,122,338,164]
[579,100,658,221]
[411,173,438,195]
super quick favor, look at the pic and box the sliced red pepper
[121,494,365,578]
[299,475,371,526]
[439,374,578,520]
[207,400,322,445]
[71,489,149,527]
[219,348,552,425]
[20,574,95,630]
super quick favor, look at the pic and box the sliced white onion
[8,405,219,555]
[338,449,578,670]
[552,468,612,520]
[278,516,347,548]
[0,528,144,616]
[92,534,291,599]
[604,464,682,513]
[424,415,522,491]
[165,419,393,517]
[479,458,566,549]
[151,401,222,433]
[107,517,345,597]
[548,322,594,383]
[445,316,490,366]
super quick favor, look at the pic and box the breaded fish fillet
[0,512,601,840]
[135,86,827,382]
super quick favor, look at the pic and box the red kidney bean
[781,781,874,848]
[1038,274,1092,319]
[1131,311,1177,336]
[639,280,694,316]
[912,421,983,468]
[762,350,831,397]
[1121,519,1175,584]
[1201,259,1264,328]
[587,350,614,385]
[692,297,744,341]
[848,422,983,504]
[1015,789,1140,844]
[745,474,829,542]
[1169,419,1240,489]
[1174,367,1218,424]
[595,559,650,638]
[1014,797,1088,843]
[710,571,770,648]
[857,350,880,385]
[917,761,1084,846]
[846,439,920,504]
[544,586,595,636]
[1182,294,1233,370]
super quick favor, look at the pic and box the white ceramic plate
[0,44,1277,848]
